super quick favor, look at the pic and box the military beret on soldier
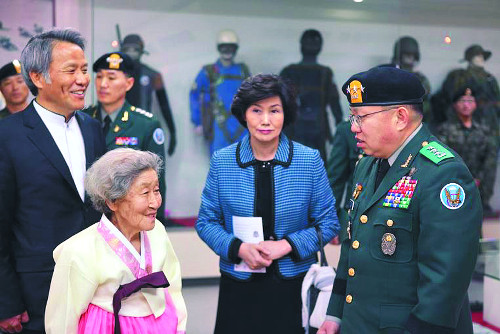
[93,52,135,76]
[342,66,425,107]
[0,59,22,83]
[452,86,475,102]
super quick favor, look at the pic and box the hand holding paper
[233,216,269,272]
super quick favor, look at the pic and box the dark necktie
[103,115,111,136]
[375,158,390,190]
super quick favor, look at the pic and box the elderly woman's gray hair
[20,28,85,96]
[85,148,163,214]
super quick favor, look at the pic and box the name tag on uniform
[115,137,138,146]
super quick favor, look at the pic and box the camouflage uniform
[436,66,500,144]
[436,110,498,208]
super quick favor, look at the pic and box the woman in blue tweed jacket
[195,74,339,334]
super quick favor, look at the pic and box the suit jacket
[326,125,481,333]
[195,134,339,281]
[0,101,106,331]
[83,101,167,222]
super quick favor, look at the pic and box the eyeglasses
[348,108,395,128]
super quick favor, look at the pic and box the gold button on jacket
[346,295,353,303]
[360,215,368,224]
[352,240,360,249]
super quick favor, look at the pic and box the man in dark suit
[0,28,106,333]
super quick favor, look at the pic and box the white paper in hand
[232,216,265,273]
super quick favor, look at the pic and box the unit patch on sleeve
[153,128,165,145]
[440,183,465,210]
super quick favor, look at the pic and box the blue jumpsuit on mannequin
[190,30,250,155]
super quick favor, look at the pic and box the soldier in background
[433,45,499,145]
[84,52,168,224]
[436,86,498,217]
[190,29,250,155]
[391,36,433,125]
[0,59,29,119]
[121,34,177,156]
[280,29,343,162]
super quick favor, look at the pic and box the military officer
[318,66,482,333]
[84,52,168,224]
[0,59,29,119]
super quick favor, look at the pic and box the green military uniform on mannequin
[320,66,482,334]
[327,120,364,240]
[84,101,167,222]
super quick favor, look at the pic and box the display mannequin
[121,34,177,155]
[280,29,342,162]
[391,36,432,123]
[190,29,250,155]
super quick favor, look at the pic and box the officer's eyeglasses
[348,108,396,128]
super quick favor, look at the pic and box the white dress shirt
[34,100,86,201]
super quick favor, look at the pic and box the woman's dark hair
[231,73,297,128]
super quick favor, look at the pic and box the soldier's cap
[342,66,425,107]
[93,52,135,76]
[0,59,22,83]
[452,86,475,102]
[463,44,491,62]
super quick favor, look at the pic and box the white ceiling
[94,0,500,29]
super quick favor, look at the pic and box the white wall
[92,8,500,218]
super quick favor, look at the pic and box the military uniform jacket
[326,125,481,333]
[84,101,167,219]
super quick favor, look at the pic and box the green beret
[0,60,22,83]
[342,66,425,107]
[93,52,135,76]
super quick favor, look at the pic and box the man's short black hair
[231,74,297,128]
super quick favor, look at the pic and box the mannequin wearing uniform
[190,29,250,155]
[121,34,177,156]
[280,29,343,162]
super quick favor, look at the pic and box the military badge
[440,183,465,210]
[383,176,417,209]
[13,59,21,74]
[346,80,364,103]
[106,53,123,70]
[140,75,150,86]
[352,183,363,200]
[381,233,396,255]
[115,137,138,146]
[153,128,165,145]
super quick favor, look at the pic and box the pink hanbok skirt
[78,292,181,334]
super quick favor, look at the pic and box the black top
[255,160,273,240]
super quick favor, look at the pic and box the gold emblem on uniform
[106,53,123,69]
[352,183,363,200]
[347,80,365,103]
[121,111,129,122]
[381,233,396,255]
[401,154,412,168]
[13,59,22,74]
[113,125,120,133]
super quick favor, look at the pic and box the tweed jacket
[195,134,339,281]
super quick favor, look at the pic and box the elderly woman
[196,73,339,333]
[45,148,186,334]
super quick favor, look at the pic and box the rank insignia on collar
[400,154,412,168]
[113,125,120,133]
[121,111,129,122]
[383,176,417,209]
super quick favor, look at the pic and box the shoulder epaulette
[130,105,153,118]
[419,141,454,164]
